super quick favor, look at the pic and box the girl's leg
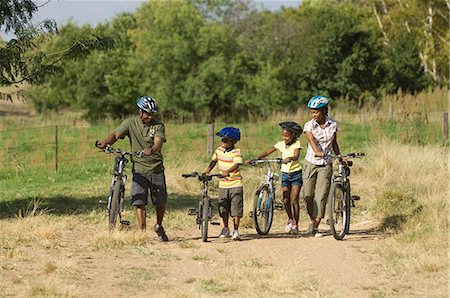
[290,185,301,226]
[233,216,240,230]
[282,186,293,220]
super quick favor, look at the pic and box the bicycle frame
[249,159,282,235]
[97,144,143,228]
[326,152,364,240]
[182,172,221,242]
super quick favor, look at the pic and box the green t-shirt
[115,116,166,173]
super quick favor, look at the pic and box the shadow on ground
[0,193,199,219]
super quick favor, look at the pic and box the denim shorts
[281,170,303,187]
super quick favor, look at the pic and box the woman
[303,95,340,238]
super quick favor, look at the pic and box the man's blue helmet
[136,96,158,113]
[307,95,329,109]
[216,127,241,141]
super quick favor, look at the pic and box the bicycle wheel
[200,197,209,242]
[253,185,274,235]
[328,182,350,240]
[109,180,122,229]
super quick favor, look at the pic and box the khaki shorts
[218,187,244,218]
[302,160,332,219]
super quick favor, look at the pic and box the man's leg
[150,172,168,241]
[136,205,146,231]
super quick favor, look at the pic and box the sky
[1,0,302,40]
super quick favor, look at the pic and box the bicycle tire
[109,180,122,229]
[200,196,209,242]
[253,185,274,235]
[328,182,350,240]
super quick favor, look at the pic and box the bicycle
[248,158,283,235]
[326,152,365,240]
[95,141,143,229]
[181,172,222,242]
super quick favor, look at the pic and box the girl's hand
[315,151,325,158]
[245,159,253,165]
[282,157,292,164]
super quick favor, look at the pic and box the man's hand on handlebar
[95,140,108,150]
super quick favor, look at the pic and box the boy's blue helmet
[137,96,158,113]
[216,127,240,141]
[307,95,329,109]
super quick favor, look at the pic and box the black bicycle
[182,172,221,242]
[327,152,364,240]
[248,158,283,235]
[96,142,143,229]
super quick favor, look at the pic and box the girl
[248,121,303,234]
[303,95,341,238]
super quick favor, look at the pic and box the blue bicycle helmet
[216,127,241,141]
[307,95,329,109]
[136,96,158,113]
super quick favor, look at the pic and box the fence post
[55,125,58,172]
[207,123,214,156]
[442,112,448,144]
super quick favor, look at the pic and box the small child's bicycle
[326,152,365,240]
[96,141,143,229]
[248,158,283,235]
[182,172,222,242]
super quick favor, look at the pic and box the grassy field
[0,88,448,296]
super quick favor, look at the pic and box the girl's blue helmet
[137,96,158,113]
[216,127,240,141]
[307,95,329,109]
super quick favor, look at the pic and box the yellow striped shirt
[212,146,243,188]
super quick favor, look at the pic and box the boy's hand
[220,171,229,178]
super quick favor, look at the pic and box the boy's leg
[230,187,243,240]
[218,188,231,227]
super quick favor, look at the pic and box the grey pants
[302,160,332,219]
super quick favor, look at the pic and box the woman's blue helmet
[216,127,241,141]
[136,96,158,113]
[307,95,329,109]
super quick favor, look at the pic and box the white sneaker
[219,227,230,238]
[231,230,240,240]
[285,219,293,233]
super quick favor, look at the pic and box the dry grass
[356,140,448,295]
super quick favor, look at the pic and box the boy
[204,127,243,240]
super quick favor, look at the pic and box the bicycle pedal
[98,200,106,206]
[248,211,253,218]
[210,222,220,226]
[352,195,360,201]
[275,203,284,211]
[188,208,197,216]
[120,220,130,226]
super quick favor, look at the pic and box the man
[97,96,168,241]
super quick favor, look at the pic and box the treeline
[26,0,449,122]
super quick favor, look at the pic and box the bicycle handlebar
[248,158,283,166]
[325,152,365,159]
[95,141,144,158]
[182,172,223,181]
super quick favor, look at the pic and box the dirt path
[2,219,389,297]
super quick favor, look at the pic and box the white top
[274,140,302,173]
[303,116,340,165]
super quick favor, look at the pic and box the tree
[0,0,114,100]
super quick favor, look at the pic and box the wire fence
[0,110,447,172]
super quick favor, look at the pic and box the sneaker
[312,229,323,238]
[285,219,293,233]
[291,225,299,235]
[219,227,230,238]
[231,230,240,240]
[154,224,169,242]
